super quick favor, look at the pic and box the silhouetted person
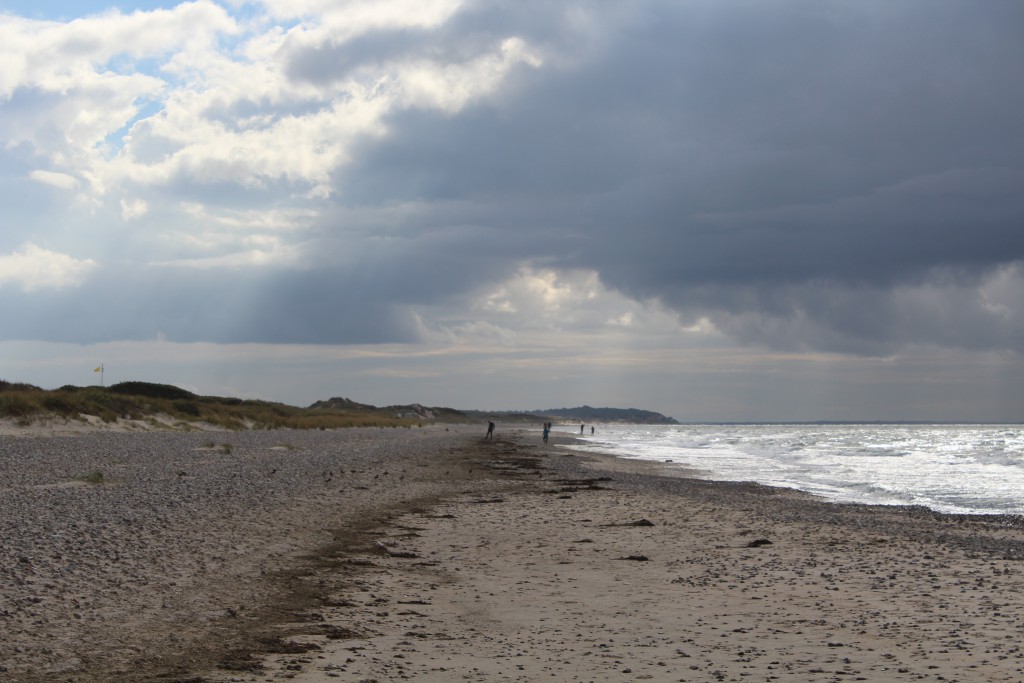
[581,423,585,434]
[542,422,550,444]
[486,421,495,439]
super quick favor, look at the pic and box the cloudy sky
[2,0,1023,422]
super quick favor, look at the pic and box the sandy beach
[4,425,1024,682]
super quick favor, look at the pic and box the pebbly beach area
[3,423,1024,682]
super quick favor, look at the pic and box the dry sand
[4,424,1024,682]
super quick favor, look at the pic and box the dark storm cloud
[330,0,1024,353]
[0,220,532,345]
[284,0,573,86]
[0,263,422,345]
[5,0,1023,355]
[285,29,434,85]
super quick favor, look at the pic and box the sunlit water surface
[563,424,1024,515]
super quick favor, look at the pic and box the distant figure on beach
[581,424,585,434]
[542,422,550,444]
[486,421,495,440]
[591,425,595,435]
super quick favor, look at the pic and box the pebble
[0,426,475,679]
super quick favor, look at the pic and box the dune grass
[75,469,105,484]
[0,380,430,430]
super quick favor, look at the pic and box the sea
[563,423,1024,516]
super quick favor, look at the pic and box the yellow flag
[94,366,102,372]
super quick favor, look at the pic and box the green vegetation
[75,469,105,484]
[0,380,444,431]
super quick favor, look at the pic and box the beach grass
[74,469,105,484]
[0,380,427,430]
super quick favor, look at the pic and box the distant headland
[460,405,679,425]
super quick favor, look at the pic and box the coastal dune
[3,426,1024,681]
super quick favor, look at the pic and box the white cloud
[0,3,236,93]
[472,266,683,334]
[154,203,316,257]
[0,3,236,199]
[978,263,1021,321]
[120,197,149,220]
[148,242,300,269]
[256,0,464,37]
[1,1,542,245]
[405,265,710,360]
[102,28,539,196]
[435,320,520,347]
[395,37,542,113]
[0,3,235,116]
[29,170,79,190]
[0,243,97,291]
[180,202,318,232]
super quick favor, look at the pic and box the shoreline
[200,431,1024,683]
[4,427,1024,681]
[561,423,1024,518]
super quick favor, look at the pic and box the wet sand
[4,426,1024,681]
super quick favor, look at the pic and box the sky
[2,0,1024,422]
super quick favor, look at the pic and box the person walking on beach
[486,421,495,440]
[542,422,550,444]
[581,423,585,434]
